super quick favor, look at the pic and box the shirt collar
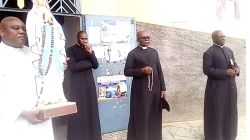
[139,45,148,50]
[213,43,224,48]
[0,42,24,49]
[76,43,82,48]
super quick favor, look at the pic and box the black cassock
[203,44,239,140]
[66,44,102,140]
[124,46,166,140]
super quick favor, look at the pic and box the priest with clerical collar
[203,30,240,140]
[124,31,168,140]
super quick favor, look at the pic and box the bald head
[211,30,221,41]
[1,16,20,25]
[211,30,225,46]
[137,31,144,38]
[137,31,150,47]
[0,16,27,48]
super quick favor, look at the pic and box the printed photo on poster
[97,75,127,100]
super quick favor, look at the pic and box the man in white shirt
[0,16,54,140]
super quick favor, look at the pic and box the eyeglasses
[141,36,150,40]
[80,37,88,40]
[218,35,225,38]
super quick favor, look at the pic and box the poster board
[84,15,136,133]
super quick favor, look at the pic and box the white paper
[89,27,101,44]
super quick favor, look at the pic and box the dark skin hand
[84,43,93,54]
[226,69,236,77]
[20,108,48,124]
[63,57,70,70]
[141,66,152,75]
[234,67,240,75]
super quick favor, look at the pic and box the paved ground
[54,117,246,140]
[102,117,246,140]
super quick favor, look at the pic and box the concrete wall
[136,22,246,122]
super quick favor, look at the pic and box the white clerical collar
[77,43,83,48]
[214,43,224,48]
[139,46,148,50]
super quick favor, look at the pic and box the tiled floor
[54,117,246,140]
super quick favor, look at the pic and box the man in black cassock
[203,30,240,140]
[124,31,167,140]
[66,31,102,140]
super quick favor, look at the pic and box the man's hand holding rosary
[141,66,152,75]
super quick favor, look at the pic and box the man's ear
[0,23,6,37]
[0,26,3,38]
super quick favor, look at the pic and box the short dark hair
[77,31,87,38]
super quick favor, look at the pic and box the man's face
[215,31,225,46]
[138,32,150,47]
[77,32,88,47]
[0,19,27,48]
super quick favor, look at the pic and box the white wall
[82,0,248,38]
